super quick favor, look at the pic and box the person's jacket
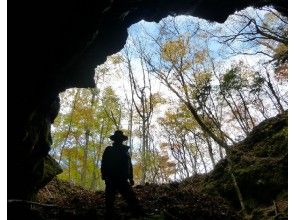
[101,144,133,181]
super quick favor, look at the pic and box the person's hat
[109,130,128,141]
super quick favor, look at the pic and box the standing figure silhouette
[101,130,143,219]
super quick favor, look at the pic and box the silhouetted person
[101,130,142,218]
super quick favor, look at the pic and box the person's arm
[128,152,134,185]
[101,147,109,180]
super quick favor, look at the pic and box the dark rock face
[8,0,287,200]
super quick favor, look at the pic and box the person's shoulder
[104,146,112,152]
[122,145,130,151]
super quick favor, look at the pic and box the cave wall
[8,0,287,199]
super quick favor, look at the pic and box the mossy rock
[193,111,288,213]
[34,155,63,194]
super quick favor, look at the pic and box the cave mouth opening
[6,1,288,219]
[50,5,287,192]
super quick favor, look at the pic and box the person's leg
[105,181,116,218]
[118,180,143,216]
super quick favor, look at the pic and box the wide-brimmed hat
[109,130,128,141]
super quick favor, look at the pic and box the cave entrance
[49,6,287,192]
[8,0,288,219]
[7,1,288,219]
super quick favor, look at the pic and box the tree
[122,42,166,184]
[51,84,123,189]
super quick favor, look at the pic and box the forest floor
[35,177,239,220]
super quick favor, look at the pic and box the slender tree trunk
[191,133,207,173]
[256,95,269,119]
[90,170,97,190]
[59,89,80,163]
[141,120,147,184]
[199,150,207,174]
[219,145,224,160]
[186,102,228,148]
[205,136,216,168]
[227,93,250,134]
[265,70,284,113]
[91,124,105,190]
[180,143,190,178]
[81,90,96,187]
[81,129,90,186]
[128,102,134,156]
[187,146,198,174]
[238,91,255,128]
[68,157,71,180]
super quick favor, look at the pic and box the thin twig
[8,199,58,208]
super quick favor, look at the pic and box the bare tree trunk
[81,129,90,186]
[238,91,255,128]
[205,136,216,168]
[68,157,71,180]
[199,150,207,174]
[219,145,224,160]
[90,124,105,190]
[59,89,80,163]
[141,121,147,184]
[90,169,97,190]
[265,70,284,113]
[125,50,154,184]
[224,92,250,135]
[128,102,134,156]
[81,89,96,187]
[186,102,228,148]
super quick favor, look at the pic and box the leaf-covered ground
[35,178,239,220]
